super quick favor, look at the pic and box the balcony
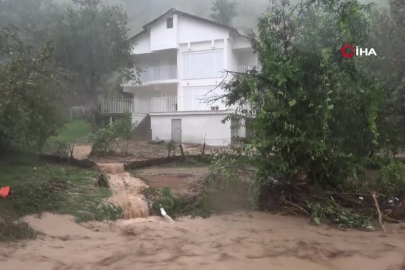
[99,96,228,115]
[140,65,178,82]
[99,98,133,114]
[150,96,226,113]
[122,65,178,85]
[237,65,257,73]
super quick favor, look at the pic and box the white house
[102,8,258,146]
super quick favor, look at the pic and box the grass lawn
[51,119,92,144]
[0,154,121,241]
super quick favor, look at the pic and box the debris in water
[96,173,110,188]
[160,208,175,224]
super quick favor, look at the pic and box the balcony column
[177,84,182,111]
[133,92,139,113]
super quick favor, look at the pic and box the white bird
[160,207,175,224]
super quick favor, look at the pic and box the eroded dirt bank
[1,152,405,270]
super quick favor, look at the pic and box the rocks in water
[96,173,110,188]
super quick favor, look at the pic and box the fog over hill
[56,0,389,36]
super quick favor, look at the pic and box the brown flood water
[1,162,405,270]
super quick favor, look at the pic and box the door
[171,119,182,143]
[231,117,240,145]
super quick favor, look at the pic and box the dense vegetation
[205,0,405,228]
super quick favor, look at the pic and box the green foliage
[114,110,137,155]
[0,0,58,40]
[220,0,382,192]
[88,123,120,154]
[209,0,239,25]
[203,0,405,229]
[0,156,123,241]
[74,203,123,223]
[364,0,405,153]
[143,187,194,218]
[376,159,405,195]
[0,220,39,242]
[89,111,136,155]
[0,26,69,153]
[309,201,372,229]
[51,119,92,144]
[47,0,140,117]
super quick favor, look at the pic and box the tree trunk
[125,139,129,156]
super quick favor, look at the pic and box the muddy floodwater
[1,161,405,270]
[2,211,405,270]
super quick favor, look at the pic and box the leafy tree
[88,124,119,154]
[0,0,60,44]
[47,0,140,128]
[215,0,383,200]
[0,25,68,153]
[115,110,136,156]
[209,0,239,25]
[365,0,405,154]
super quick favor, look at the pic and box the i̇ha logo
[341,44,377,58]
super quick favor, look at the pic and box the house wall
[177,15,229,44]
[233,36,252,49]
[136,51,177,68]
[132,34,152,55]
[150,14,178,51]
[237,49,257,66]
[228,39,239,73]
[150,112,232,146]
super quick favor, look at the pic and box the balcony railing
[150,96,226,113]
[121,66,178,85]
[99,98,133,114]
[238,65,257,73]
[100,95,228,114]
[140,65,178,82]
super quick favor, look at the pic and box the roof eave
[129,8,252,42]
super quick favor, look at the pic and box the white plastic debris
[366,225,374,231]
[359,197,364,200]
[160,207,175,224]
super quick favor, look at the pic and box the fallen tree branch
[383,215,405,223]
[372,191,386,234]
[322,192,387,197]
[278,198,310,217]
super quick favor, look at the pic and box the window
[167,18,173,29]
[182,50,224,79]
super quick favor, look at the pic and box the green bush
[0,220,39,242]
[89,111,135,155]
[143,187,192,218]
[376,159,405,195]
[89,124,120,154]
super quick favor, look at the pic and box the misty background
[57,0,388,36]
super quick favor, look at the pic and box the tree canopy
[0,26,68,152]
[45,0,139,126]
[209,0,239,26]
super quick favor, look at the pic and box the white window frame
[182,49,224,80]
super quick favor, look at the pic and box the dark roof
[129,8,248,41]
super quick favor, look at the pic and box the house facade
[104,8,258,146]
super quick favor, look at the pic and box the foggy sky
[57,0,389,36]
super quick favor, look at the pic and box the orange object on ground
[0,186,10,198]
